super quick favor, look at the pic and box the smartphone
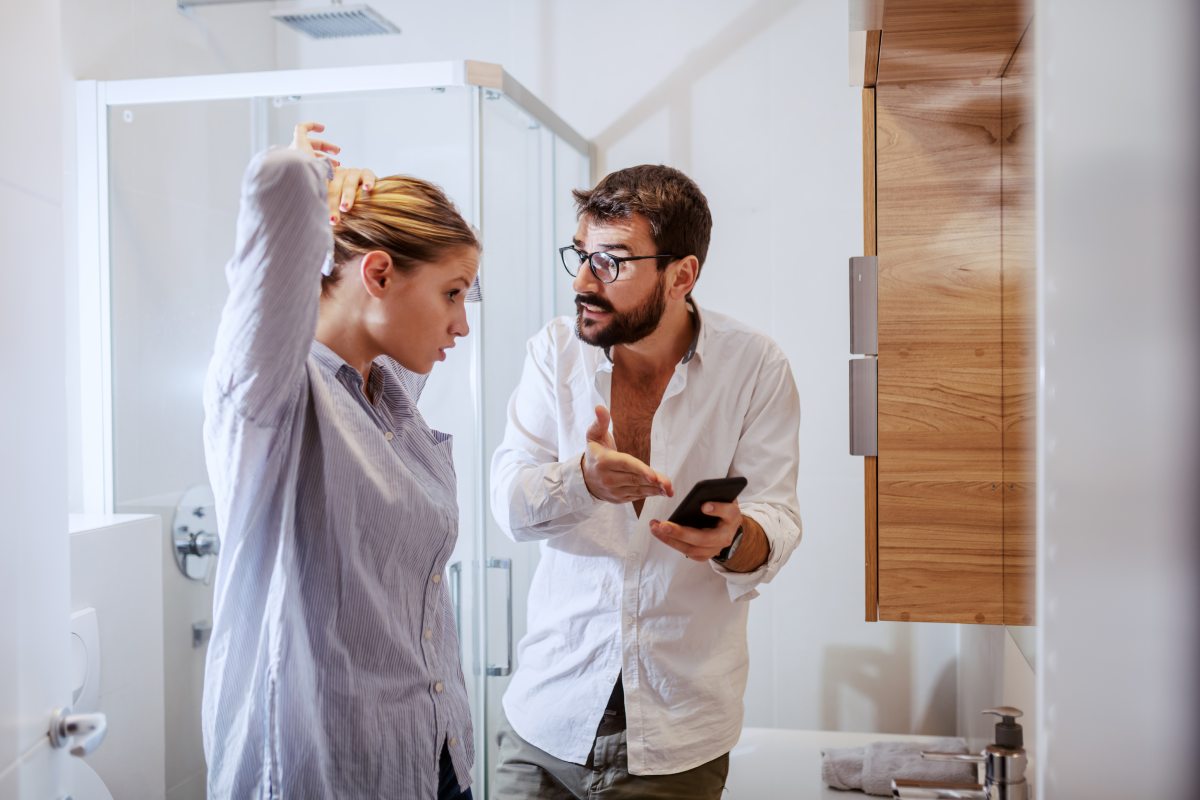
[666,476,748,529]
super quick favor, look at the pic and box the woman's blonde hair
[324,175,478,293]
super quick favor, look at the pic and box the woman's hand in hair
[327,167,377,224]
[289,121,342,166]
[286,123,376,223]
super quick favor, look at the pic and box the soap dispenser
[978,706,1028,799]
[892,706,1029,800]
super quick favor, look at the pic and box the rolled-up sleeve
[490,334,599,542]
[710,345,802,601]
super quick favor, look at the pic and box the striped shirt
[201,148,473,799]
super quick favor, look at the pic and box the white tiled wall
[1,1,70,796]
[69,514,165,800]
[956,626,1036,783]
[60,4,277,798]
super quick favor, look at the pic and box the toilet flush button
[69,608,100,712]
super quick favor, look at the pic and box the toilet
[64,757,114,800]
[64,607,114,800]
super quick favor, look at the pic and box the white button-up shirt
[490,304,802,775]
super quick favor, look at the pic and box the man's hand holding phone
[650,501,743,561]
[581,405,674,503]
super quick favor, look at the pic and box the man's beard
[574,272,668,348]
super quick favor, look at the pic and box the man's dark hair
[572,165,713,278]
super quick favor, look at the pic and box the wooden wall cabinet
[853,0,1035,625]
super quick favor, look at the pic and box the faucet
[892,707,1029,800]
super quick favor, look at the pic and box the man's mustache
[575,294,614,313]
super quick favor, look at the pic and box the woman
[202,122,477,799]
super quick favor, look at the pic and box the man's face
[571,214,669,348]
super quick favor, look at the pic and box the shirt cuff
[709,506,789,602]
[710,553,765,602]
[563,451,600,510]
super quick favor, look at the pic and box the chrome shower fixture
[272,3,401,39]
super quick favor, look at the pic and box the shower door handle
[485,557,513,677]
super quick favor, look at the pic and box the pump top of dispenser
[982,707,1024,750]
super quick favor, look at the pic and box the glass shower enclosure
[75,61,589,798]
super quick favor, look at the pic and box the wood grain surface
[877,0,1031,84]
[1001,24,1035,625]
[863,87,879,622]
[876,77,1006,623]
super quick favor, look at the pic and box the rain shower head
[177,0,401,38]
[270,3,401,39]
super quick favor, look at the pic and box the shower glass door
[77,63,590,799]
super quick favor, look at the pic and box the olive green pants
[491,714,729,800]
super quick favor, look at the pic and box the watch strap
[714,524,744,564]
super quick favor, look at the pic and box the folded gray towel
[821,738,978,796]
[862,738,978,796]
[820,745,865,791]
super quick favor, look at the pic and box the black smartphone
[666,476,748,529]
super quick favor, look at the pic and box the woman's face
[368,245,479,374]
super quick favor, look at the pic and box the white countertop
[725,727,952,799]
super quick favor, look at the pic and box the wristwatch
[713,524,744,564]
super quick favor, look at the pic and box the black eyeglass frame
[558,245,676,284]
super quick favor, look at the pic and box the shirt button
[449,737,458,747]
[384,431,395,441]
[432,574,442,584]
[434,681,444,693]
[627,616,635,625]
[424,629,433,640]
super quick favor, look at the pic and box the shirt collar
[310,339,348,374]
[310,340,384,398]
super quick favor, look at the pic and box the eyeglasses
[558,245,675,284]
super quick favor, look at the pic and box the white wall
[957,628,1036,766]
[60,4,277,798]
[0,0,71,796]
[1037,1,1198,798]
[275,0,958,735]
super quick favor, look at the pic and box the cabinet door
[855,0,1036,626]
[875,78,1006,623]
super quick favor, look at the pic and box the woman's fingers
[338,168,376,212]
[328,168,378,221]
[291,121,323,147]
[308,138,341,156]
[327,170,347,222]
[289,123,342,165]
[290,122,322,153]
[338,172,359,213]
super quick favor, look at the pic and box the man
[489,164,801,798]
